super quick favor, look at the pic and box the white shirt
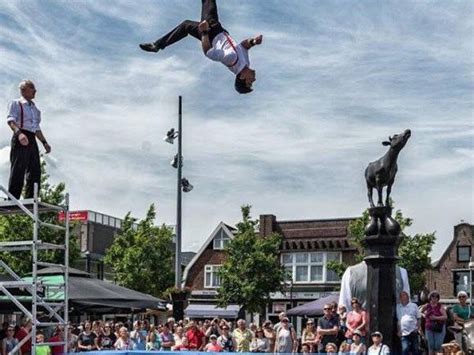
[367,343,390,355]
[397,302,420,336]
[205,32,250,75]
[338,261,410,311]
[7,97,41,133]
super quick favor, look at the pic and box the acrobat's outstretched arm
[199,21,212,54]
[240,35,263,50]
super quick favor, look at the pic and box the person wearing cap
[452,290,474,326]
[139,0,262,94]
[349,330,366,354]
[317,304,339,352]
[396,290,421,355]
[6,80,51,200]
[421,291,447,355]
[367,331,390,355]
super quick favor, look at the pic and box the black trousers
[154,0,225,49]
[8,130,41,199]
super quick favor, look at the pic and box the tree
[327,205,436,295]
[103,204,174,297]
[0,162,80,276]
[216,205,287,314]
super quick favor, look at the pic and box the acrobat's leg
[140,20,200,52]
[201,0,219,25]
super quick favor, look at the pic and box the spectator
[146,325,161,351]
[77,321,97,352]
[367,331,389,355]
[167,318,176,333]
[217,324,234,352]
[130,321,147,351]
[301,319,318,353]
[204,334,223,352]
[337,304,348,333]
[34,333,50,355]
[113,323,122,340]
[396,290,421,355]
[338,341,350,354]
[233,319,253,352]
[174,337,190,351]
[16,318,32,355]
[274,317,297,353]
[205,319,221,339]
[96,323,116,351]
[160,323,175,351]
[114,327,134,350]
[48,327,64,355]
[172,326,184,350]
[345,298,368,344]
[421,290,448,355]
[274,313,291,333]
[450,290,474,345]
[349,330,366,354]
[67,326,78,353]
[317,304,339,352]
[301,343,311,355]
[0,323,9,343]
[2,324,19,355]
[186,321,206,351]
[250,328,269,352]
[262,320,276,352]
[324,342,337,354]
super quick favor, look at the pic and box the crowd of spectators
[2,289,472,354]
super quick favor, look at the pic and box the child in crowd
[35,333,51,355]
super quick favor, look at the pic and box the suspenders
[19,102,24,129]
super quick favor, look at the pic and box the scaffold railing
[0,183,69,355]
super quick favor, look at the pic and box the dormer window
[213,229,230,250]
[457,246,471,262]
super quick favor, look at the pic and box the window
[457,246,471,262]
[88,212,96,223]
[453,270,470,296]
[204,265,221,288]
[213,229,231,250]
[282,252,342,283]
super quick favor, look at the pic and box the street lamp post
[175,96,183,289]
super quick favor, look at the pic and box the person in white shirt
[396,291,421,355]
[139,0,262,94]
[6,80,51,199]
[367,331,390,355]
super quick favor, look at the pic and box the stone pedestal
[362,206,402,350]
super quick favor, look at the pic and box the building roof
[431,222,474,269]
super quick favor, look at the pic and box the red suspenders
[19,102,24,129]
[223,32,239,67]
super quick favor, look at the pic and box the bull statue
[365,129,411,208]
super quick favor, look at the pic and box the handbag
[431,321,444,333]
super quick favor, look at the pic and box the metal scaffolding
[0,183,69,355]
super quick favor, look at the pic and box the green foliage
[0,161,80,277]
[103,204,174,297]
[327,203,436,294]
[216,205,287,314]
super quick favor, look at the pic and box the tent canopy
[286,293,340,317]
[185,304,240,319]
[0,267,167,313]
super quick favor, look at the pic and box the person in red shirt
[186,322,206,351]
[15,318,32,355]
[48,327,65,355]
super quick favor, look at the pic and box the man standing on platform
[6,80,51,199]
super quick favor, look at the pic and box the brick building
[426,222,474,302]
[182,215,358,324]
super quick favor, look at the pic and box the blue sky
[0,1,472,259]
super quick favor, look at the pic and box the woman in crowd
[422,291,448,355]
[204,334,223,352]
[217,324,234,352]
[77,321,97,352]
[250,328,269,352]
[262,320,276,352]
[96,322,116,351]
[114,327,134,351]
[345,298,367,344]
[145,325,161,351]
[324,342,338,354]
[172,326,184,350]
[349,330,366,354]
[367,331,390,355]
[2,324,19,355]
[160,323,175,351]
[130,321,147,351]
[67,326,78,353]
[274,317,297,353]
[301,319,318,353]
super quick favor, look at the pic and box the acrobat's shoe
[139,43,160,53]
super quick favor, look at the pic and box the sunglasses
[8,329,15,332]
[459,296,467,298]
[324,308,330,310]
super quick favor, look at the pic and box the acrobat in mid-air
[139,0,262,94]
